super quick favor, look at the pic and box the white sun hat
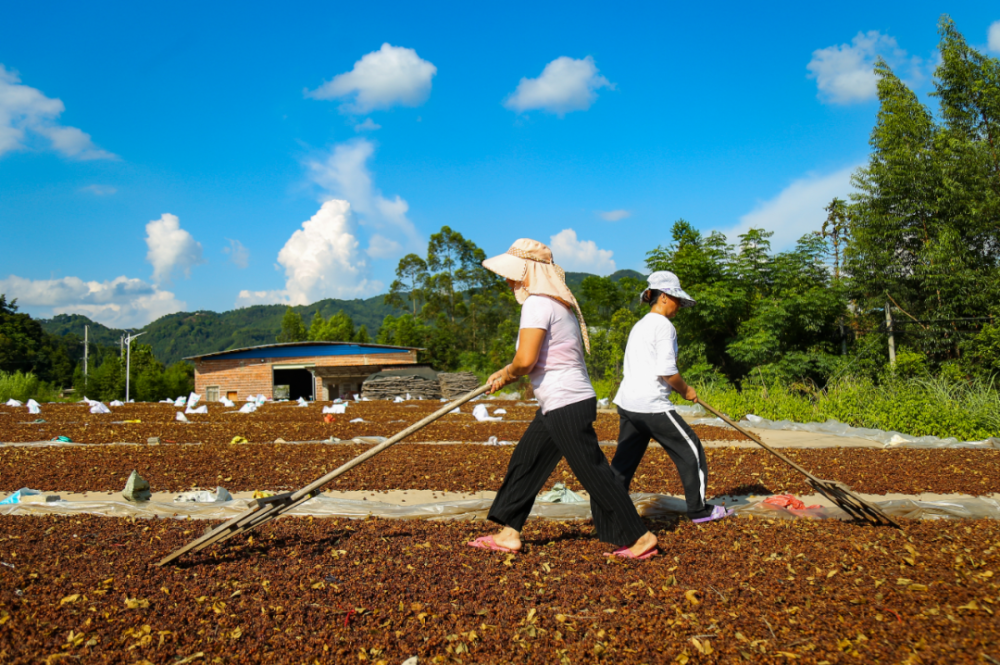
[645,271,696,307]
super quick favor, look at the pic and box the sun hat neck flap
[482,238,591,353]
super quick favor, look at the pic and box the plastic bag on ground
[174,487,233,503]
[109,400,124,407]
[174,396,186,407]
[187,392,201,408]
[763,494,821,510]
[472,404,502,422]
[90,402,110,414]
[0,488,42,505]
[122,470,151,502]
[493,408,507,415]
[350,418,364,423]
[230,436,249,444]
[393,396,404,403]
[220,398,234,407]
[323,404,347,414]
[185,405,207,414]
[297,397,309,407]
[5,399,22,407]
[238,402,257,414]
[597,398,609,408]
[537,483,586,503]
[175,411,189,422]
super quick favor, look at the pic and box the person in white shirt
[612,271,734,523]
[467,239,659,560]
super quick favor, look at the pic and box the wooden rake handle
[157,384,493,566]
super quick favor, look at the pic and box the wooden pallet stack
[438,372,480,399]
[361,374,442,400]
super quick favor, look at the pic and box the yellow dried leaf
[684,590,701,606]
[777,651,800,659]
[957,600,980,611]
[311,581,326,589]
[897,578,912,586]
[212,600,226,614]
[60,594,80,605]
[909,584,928,592]
[691,638,713,655]
[124,597,149,609]
[827,569,838,578]
[229,626,242,639]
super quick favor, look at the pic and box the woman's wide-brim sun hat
[646,270,696,307]
[482,238,555,282]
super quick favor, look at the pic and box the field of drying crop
[1,400,998,663]
[0,401,748,445]
[1,514,998,664]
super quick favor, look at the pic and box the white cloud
[0,274,184,328]
[237,200,381,308]
[722,165,858,250]
[306,44,437,113]
[307,138,421,255]
[223,238,250,269]
[80,184,117,196]
[366,234,402,259]
[989,21,1000,52]
[0,64,116,160]
[504,56,613,116]
[597,209,631,222]
[145,213,206,284]
[549,229,616,274]
[807,31,923,104]
[354,118,381,132]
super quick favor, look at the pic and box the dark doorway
[273,369,315,401]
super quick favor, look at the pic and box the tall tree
[385,254,428,316]
[276,307,307,343]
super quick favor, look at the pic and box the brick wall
[193,351,416,401]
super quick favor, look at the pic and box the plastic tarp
[3,492,998,522]
[472,404,502,422]
[5,399,22,407]
[323,404,347,414]
[238,402,258,414]
[109,400,124,407]
[175,411,188,422]
[220,398,235,407]
[174,487,233,503]
[89,402,110,414]
[185,405,208,414]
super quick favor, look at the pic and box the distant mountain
[40,270,645,366]
[42,295,403,366]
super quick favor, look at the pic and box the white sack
[89,402,110,414]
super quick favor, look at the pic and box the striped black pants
[487,397,648,547]
[611,406,710,517]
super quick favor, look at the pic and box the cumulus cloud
[504,56,613,116]
[223,238,250,269]
[80,184,117,196]
[807,31,924,104]
[236,200,381,308]
[721,165,859,250]
[597,209,631,222]
[306,44,437,113]
[353,118,381,132]
[989,21,1000,52]
[0,64,116,160]
[549,229,616,274]
[307,138,421,256]
[0,274,184,328]
[145,213,206,283]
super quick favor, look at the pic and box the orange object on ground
[324,414,336,423]
[763,494,822,510]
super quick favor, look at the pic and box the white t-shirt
[518,295,595,414]
[613,312,679,413]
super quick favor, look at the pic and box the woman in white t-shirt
[467,239,659,560]
[611,271,733,523]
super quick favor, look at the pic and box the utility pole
[124,331,145,403]
[885,302,896,366]
[83,325,89,387]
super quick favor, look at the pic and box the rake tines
[696,399,901,529]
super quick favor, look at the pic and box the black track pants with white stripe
[487,397,648,548]
[611,406,710,517]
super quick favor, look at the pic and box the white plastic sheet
[393,396,404,403]
[323,404,347,414]
[220,398,235,407]
[110,400,124,407]
[350,417,364,423]
[493,408,507,415]
[238,402,257,414]
[175,411,189,422]
[5,399,22,407]
[174,396,186,407]
[174,487,233,503]
[472,404,502,422]
[89,402,110,414]
[187,392,201,408]
[185,405,208,414]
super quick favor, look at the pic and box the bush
[685,374,1000,441]
[0,370,61,402]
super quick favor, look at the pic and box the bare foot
[627,531,658,557]
[492,526,523,552]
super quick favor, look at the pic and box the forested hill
[40,270,644,366]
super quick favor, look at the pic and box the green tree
[385,254,428,315]
[276,307,308,343]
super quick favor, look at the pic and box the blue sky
[2,1,998,327]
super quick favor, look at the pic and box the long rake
[696,399,901,528]
[157,384,492,566]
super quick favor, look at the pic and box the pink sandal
[467,535,516,553]
[604,545,658,560]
